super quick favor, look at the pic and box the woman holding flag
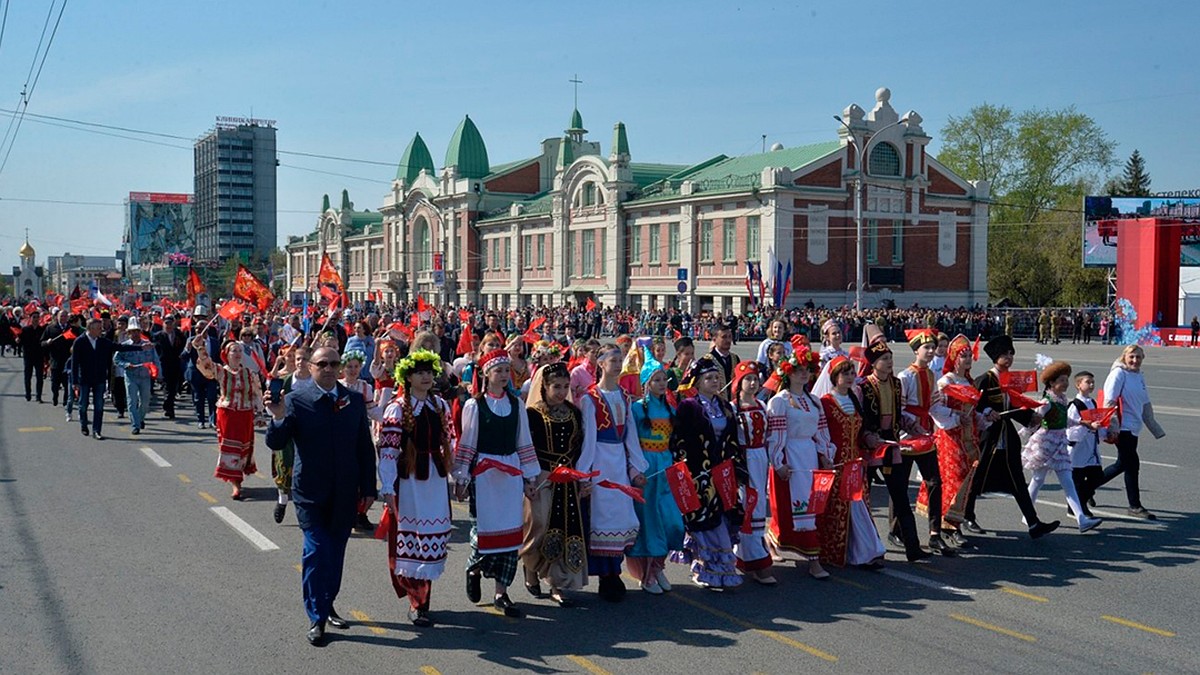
[193,335,262,501]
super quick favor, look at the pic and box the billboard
[126,192,195,266]
[1083,196,1200,267]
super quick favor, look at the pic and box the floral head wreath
[394,349,443,382]
[341,349,366,365]
[530,340,562,362]
[775,346,820,379]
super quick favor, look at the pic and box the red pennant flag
[218,300,246,321]
[712,459,738,511]
[146,362,159,379]
[456,326,475,356]
[585,297,597,312]
[1002,386,1043,410]
[597,479,645,503]
[63,328,78,340]
[941,383,981,406]
[40,313,53,326]
[472,457,523,477]
[8,326,19,338]
[839,459,864,502]
[547,466,600,483]
[665,461,701,514]
[417,295,430,314]
[373,505,394,540]
[1080,406,1118,427]
[233,264,275,312]
[807,469,837,515]
[740,487,759,534]
[899,434,935,454]
[186,267,206,307]
[458,309,472,323]
[999,370,1038,393]
[179,317,192,332]
[971,334,981,361]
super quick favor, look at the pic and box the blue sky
[2,0,1198,262]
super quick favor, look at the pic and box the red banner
[899,434,935,454]
[1002,386,1043,410]
[547,466,600,483]
[712,459,738,511]
[666,461,701,514]
[186,268,205,307]
[942,383,981,406]
[217,300,246,321]
[839,459,864,502]
[585,297,596,312]
[597,479,645,503]
[472,457,523,477]
[69,298,88,315]
[740,487,759,534]
[1080,406,1118,427]
[807,469,837,515]
[233,264,274,312]
[999,370,1038,393]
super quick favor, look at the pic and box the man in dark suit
[18,309,47,402]
[706,322,740,399]
[40,310,79,406]
[153,314,187,420]
[71,317,151,440]
[266,345,377,647]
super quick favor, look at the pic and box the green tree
[939,105,1115,306]
[1109,149,1151,197]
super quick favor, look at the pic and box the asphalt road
[0,340,1196,674]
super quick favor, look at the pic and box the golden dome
[18,239,35,258]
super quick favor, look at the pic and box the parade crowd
[0,297,1167,647]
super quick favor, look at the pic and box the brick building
[286,88,989,311]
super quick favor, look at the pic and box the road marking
[879,568,975,596]
[1033,498,1165,524]
[197,491,218,504]
[999,586,1048,602]
[1100,455,1178,469]
[255,471,266,479]
[669,592,838,662]
[294,564,302,572]
[1153,405,1200,418]
[349,610,387,636]
[949,612,1037,642]
[831,576,870,590]
[1101,615,1176,637]
[139,446,171,467]
[566,655,611,675]
[17,426,53,432]
[419,668,442,675]
[210,506,280,551]
[177,474,191,483]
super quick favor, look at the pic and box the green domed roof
[397,132,435,183]
[445,115,489,179]
[557,136,574,169]
[569,108,584,131]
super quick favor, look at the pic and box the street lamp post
[834,114,910,312]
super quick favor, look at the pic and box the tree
[939,105,1116,306]
[1109,149,1151,197]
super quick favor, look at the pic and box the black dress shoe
[306,621,326,646]
[928,536,956,557]
[525,581,545,598]
[887,533,905,549]
[80,427,89,437]
[327,610,349,629]
[493,593,522,618]
[962,520,987,535]
[948,531,976,550]
[408,608,433,627]
[354,513,375,532]
[274,503,287,524]
[92,432,104,440]
[549,590,574,607]
[466,570,482,603]
[1127,507,1157,520]
[1028,520,1061,539]
[906,549,932,563]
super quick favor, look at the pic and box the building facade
[286,88,989,311]
[45,253,123,296]
[11,237,44,299]
[194,118,278,264]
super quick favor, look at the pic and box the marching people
[184,316,220,429]
[265,344,377,647]
[70,317,152,441]
[269,344,310,523]
[153,314,187,420]
[114,317,162,435]
[731,360,776,583]
[1095,345,1165,519]
[18,308,46,403]
[39,309,75,408]
[1068,371,1109,517]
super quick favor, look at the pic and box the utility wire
[0,0,69,177]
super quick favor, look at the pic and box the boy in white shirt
[1067,371,1112,517]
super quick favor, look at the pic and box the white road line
[1151,405,1200,418]
[879,568,975,596]
[1148,385,1197,392]
[1032,499,1165,525]
[139,446,171,468]
[1100,455,1179,469]
[210,507,280,551]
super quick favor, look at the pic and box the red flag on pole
[999,370,1038,393]
[547,466,600,483]
[597,480,645,503]
[1002,386,1043,410]
[186,267,205,307]
[839,459,864,502]
[971,334,981,361]
[522,316,547,344]
[585,297,596,312]
[217,300,246,321]
[665,461,701,514]
[807,469,837,515]
[233,264,275,311]
[899,434,935,454]
[1080,406,1118,427]
[63,328,78,341]
[712,459,738,511]
[373,505,394,540]
[456,326,476,356]
[941,383,981,406]
[472,457,523,477]
[417,295,430,314]
[740,487,759,534]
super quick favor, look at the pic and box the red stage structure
[1111,217,1183,329]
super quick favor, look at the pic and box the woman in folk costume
[618,338,648,399]
[765,346,832,579]
[378,350,455,627]
[810,355,887,569]
[731,360,776,584]
[521,362,589,606]
[916,335,988,548]
[506,334,532,394]
[818,318,849,371]
[341,349,384,531]
[670,355,747,590]
[193,337,261,501]
[269,344,312,523]
[452,348,540,618]
[628,348,686,595]
[579,343,649,602]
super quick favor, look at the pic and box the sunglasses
[310,360,340,369]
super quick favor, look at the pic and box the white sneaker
[1079,517,1102,533]
[65,412,72,422]
[655,568,672,592]
[641,580,664,595]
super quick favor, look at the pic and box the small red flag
[456,327,475,356]
[218,300,245,321]
[999,370,1038,393]
[1002,386,1043,410]
[899,434,935,454]
[180,317,192,332]
[63,328,78,341]
[69,298,88,315]
[146,362,159,379]
[740,487,759,534]
[712,459,738,511]
[1080,406,1118,427]
[373,505,394,540]
[472,457,523,477]
[839,459,864,502]
[547,466,601,483]
[971,334,981,361]
[672,328,682,340]
[458,309,472,323]
[585,297,596,312]
[597,479,645,503]
[941,383,981,406]
[666,461,701,514]
[807,469,837,515]
[417,295,430,314]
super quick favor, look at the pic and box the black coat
[266,382,377,533]
[973,369,1036,496]
[153,329,187,375]
[71,334,143,387]
[19,324,46,363]
[40,322,77,367]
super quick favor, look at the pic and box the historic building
[11,236,44,299]
[286,88,990,311]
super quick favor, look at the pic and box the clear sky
[2,0,1198,263]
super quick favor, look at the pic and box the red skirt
[767,470,820,557]
[214,407,256,484]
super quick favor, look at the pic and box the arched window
[414,218,431,271]
[868,142,901,177]
[582,182,596,206]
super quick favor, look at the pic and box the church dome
[18,239,34,258]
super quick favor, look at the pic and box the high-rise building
[193,117,277,263]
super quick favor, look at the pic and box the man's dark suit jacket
[71,334,142,386]
[266,383,377,533]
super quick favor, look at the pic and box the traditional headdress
[811,354,852,399]
[526,361,571,412]
[681,354,721,390]
[863,324,891,365]
[478,348,511,373]
[821,317,842,337]
[905,328,937,351]
[983,335,1015,362]
[790,333,810,352]
[730,360,761,396]
[340,349,366,365]
[943,334,972,375]
[640,346,666,387]
[395,348,442,381]
[1040,360,1072,387]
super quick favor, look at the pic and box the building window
[582,230,596,277]
[723,218,736,262]
[746,215,760,261]
[868,142,901,177]
[523,236,532,269]
[867,219,879,264]
[566,231,575,277]
[415,219,430,271]
[892,220,903,265]
[504,237,511,269]
[480,239,488,270]
[668,222,680,263]
[700,219,712,262]
[537,234,546,268]
[492,238,500,269]
[630,224,642,264]
[649,224,661,264]
[600,229,607,276]
[582,182,596,207]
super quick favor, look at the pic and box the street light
[834,113,911,312]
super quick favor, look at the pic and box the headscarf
[526,361,570,413]
[943,334,972,375]
[730,360,760,398]
[639,346,666,387]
